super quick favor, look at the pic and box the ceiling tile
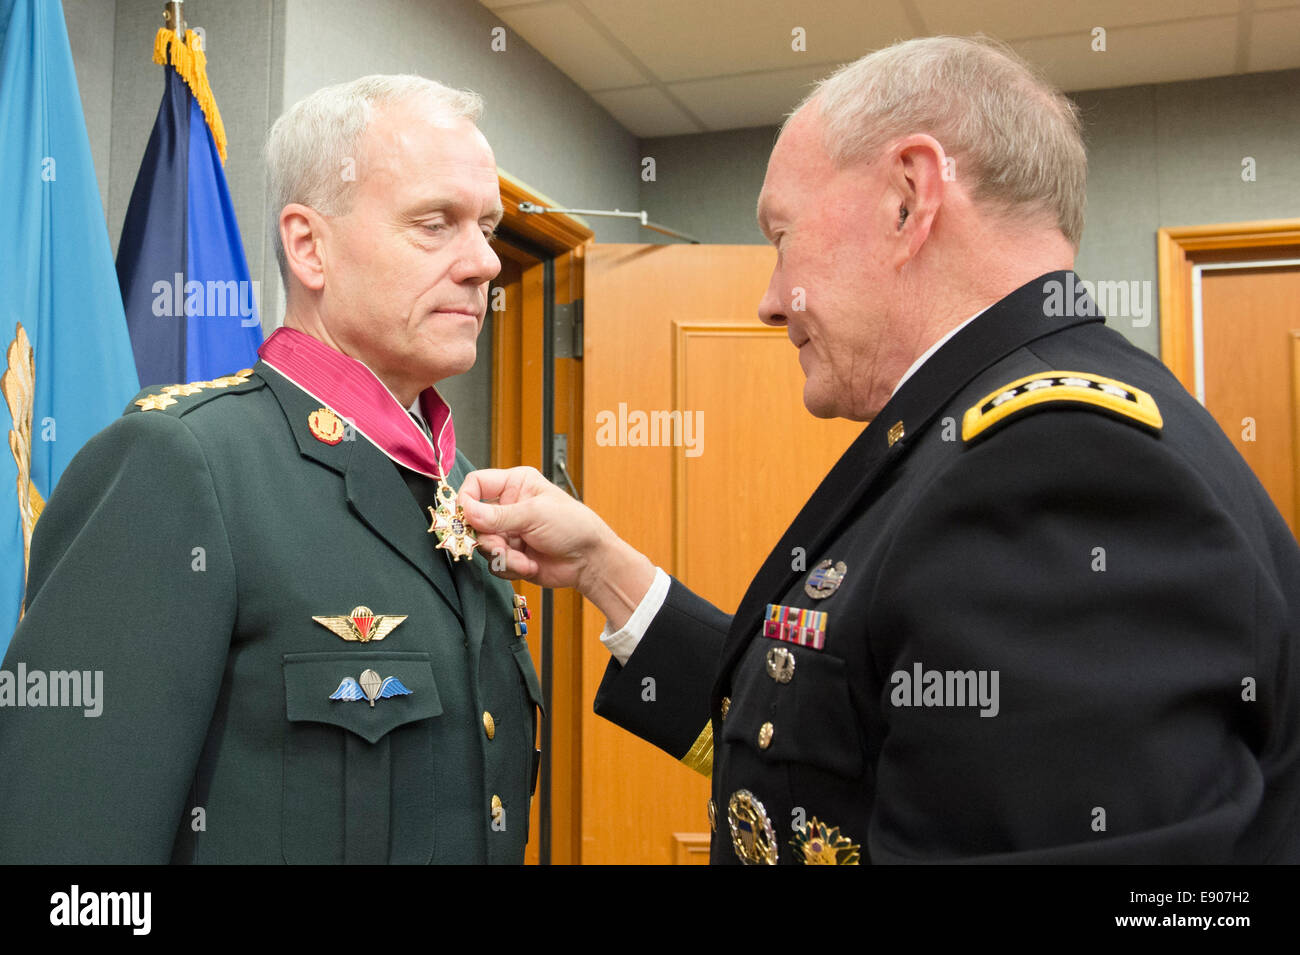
[579,0,913,83]
[1248,8,1300,71]
[479,0,553,9]
[1012,17,1240,92]
[590,85,701,137]
[479,0,1294,140]
[496,3,647,89]
[916,0,1240,40]
[669,63,837,131]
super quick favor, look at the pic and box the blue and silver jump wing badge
[329,668,413,708]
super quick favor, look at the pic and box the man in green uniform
[0,75,542,864]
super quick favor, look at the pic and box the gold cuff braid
[679,721,714,777]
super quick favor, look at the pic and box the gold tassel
[3,323,44,621]
[151,27,229,163]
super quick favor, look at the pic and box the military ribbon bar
[762,604,827,650]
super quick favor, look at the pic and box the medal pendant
[426,479,479,561]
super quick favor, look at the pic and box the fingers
[457,468,511,506]
[461,488,551,538]
[460,495,503,533]
[474,532,540,581]
[461,466,551,502]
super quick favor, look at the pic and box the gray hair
[265,74,484,283]
[799,35,1087,248]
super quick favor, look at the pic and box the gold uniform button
[720,697,731,720]
[491,794,502,814]
[758,721,774,749]
[483,711,496,739]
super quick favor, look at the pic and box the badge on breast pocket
[329,669,413,708]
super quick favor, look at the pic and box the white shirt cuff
[599,567,670,666]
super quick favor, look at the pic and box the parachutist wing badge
[329,677,364,701]
[312,606,407,642]
[369,616,407,641]
[330,673,414,707]
[378,676,413,700]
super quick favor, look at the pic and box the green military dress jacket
[0,362,542,863]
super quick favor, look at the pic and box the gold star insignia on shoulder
[211,370,253,387]
[312,605,408,643]
[161,382,204,396]
[962,370,1162,444]
[790,817,860,865]
[134,393,178,411]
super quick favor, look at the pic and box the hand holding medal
[456,466,656,631]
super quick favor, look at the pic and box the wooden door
[1199,262,1300,535]
[1158,220,1300,540]
[580,244,863,864]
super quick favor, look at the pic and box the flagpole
[163,1,184,38]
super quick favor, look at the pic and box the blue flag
[0,0,140,650]
[116,26,261,388]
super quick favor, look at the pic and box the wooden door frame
[1157,217,1300,531]
[492,171,592,865]
[1156,218,1300,388]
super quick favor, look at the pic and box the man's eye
[482,228,498,241]
[423,222,447,234]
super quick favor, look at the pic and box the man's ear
[886,134,948,268]
[280,203,327,293]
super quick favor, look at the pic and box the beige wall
[637,68,1300,357]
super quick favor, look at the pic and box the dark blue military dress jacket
[595,271,1300,864]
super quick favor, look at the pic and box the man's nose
[453,227,502,286]
[758,273,787,327]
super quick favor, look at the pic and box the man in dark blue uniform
[458,37,1300,863]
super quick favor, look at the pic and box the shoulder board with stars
[961,371,1162,444]
[128,368,258,416]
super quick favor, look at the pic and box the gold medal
[789,817,860,865]
[426,478,478,561]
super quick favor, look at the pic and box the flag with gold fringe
[115,23,262,389]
